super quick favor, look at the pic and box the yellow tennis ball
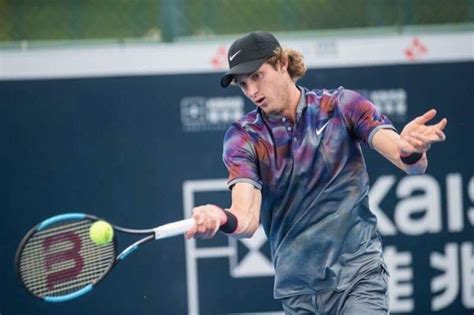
[89,220,114,245]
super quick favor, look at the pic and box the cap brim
[220,58,267,88]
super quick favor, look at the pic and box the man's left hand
[399,109,447,155]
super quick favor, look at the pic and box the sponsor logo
[405,37,428,61]
[360,88,408,122]
[229,49,241,62]
[180,96,244,131]
[211,46,228,69]
[316,120,330,135]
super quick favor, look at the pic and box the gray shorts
[281,265,389,315]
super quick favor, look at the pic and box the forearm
[228,206,260,239]
[372,129,428,175]
[227,183,261,238]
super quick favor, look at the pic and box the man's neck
[283,84,302,124]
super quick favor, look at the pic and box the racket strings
[20,248,115,291]
[18,219,115,298]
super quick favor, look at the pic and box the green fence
[1,0,473,43]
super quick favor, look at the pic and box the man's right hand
[185,204,227,239]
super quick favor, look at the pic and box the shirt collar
[295,85,306,120]
[262,85,307,122]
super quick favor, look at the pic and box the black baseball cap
[220,31,281,88]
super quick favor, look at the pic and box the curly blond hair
[266,47,306,82]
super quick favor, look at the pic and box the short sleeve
[338,89,396,148]
[222,124,262,190]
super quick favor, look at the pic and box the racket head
[15,213,117,302]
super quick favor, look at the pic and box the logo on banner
[211,46,228,69]
[405,37,428,61]
[360,88,408,123]
[180,96,244,131]
[314,39,338,58]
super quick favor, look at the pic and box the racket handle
[154,219,195,240]
[153,211,238,240]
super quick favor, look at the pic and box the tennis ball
[89,220,114,245]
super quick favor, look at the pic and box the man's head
[221,31,306,88]
[220,31,280,88]
[220,31,306,116]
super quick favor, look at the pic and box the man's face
[234,62,291,116]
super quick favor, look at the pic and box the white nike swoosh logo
[229,50,241,61]
[316,120,330,135]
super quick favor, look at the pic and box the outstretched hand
[399,109,447,155]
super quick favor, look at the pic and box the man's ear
[279,57,289,72]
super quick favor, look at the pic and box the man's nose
[247,83,258,100]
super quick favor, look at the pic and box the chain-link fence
[1,0,473,43]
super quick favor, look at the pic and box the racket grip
[154,218,194,240]
[219,210,238,234]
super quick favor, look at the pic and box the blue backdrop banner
[1,61,473,315]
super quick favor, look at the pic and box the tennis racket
[15,211,237,302]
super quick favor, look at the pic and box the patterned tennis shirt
[223,86,395,298]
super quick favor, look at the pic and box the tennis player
[185,31,447,314]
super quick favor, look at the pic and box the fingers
[414,109,437,125]
[435,129,446,141]
[185,205,223,240]
[185,225,197,240]
[401,135,427,153]
[428,126,446,142]
[414,109,435,125]
[414,110,447,131]
[406,111,447,141]
[403,127,447,154]
[435,118,448,131]
[421,120,447,142]
[407,132,431,152]
[400,110,447,156]
[430,117,447,141]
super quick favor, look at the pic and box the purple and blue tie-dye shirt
[223,86,395,298]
